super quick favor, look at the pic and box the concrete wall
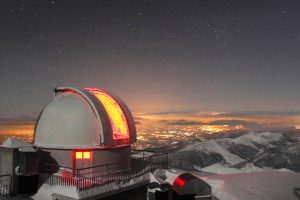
[0,148,13,175]
[92,145,131,168]
[0,148,20,194]
[38,145,131,177]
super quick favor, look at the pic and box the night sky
[1,0,300,116]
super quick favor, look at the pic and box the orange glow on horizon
[0,124,34,143]
[0,124,34,134]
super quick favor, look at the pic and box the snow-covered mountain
[167,132,300,172]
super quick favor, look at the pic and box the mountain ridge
[166,132,300,172]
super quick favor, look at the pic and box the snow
[220,132,290,150]
[199,171,300,200]
[151,167,300,200]
[19,146,36,152]
[277,168,293,172]
[287,142,300,155]
[32,183,62,200]
[236,132,288,147]
[33,173,150,199]
[131,151,155,158]
[200,163,272,175]
[180,139,245,165]
[153,168,185,185]
[148,173,168,192]
[201,163,242,174]
[78,173,149,199]
[240,163,265,173]
[173,132,298,171]
[149,172,166,185]
[1,137,34,148]
[227,136,258,149]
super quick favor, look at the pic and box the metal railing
[131,149,168,169]
[0,174,11,196]
[39,151,168,191]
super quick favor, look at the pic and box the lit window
[75,151,92,160]
[83,151,91,159]
[75,152,82,159]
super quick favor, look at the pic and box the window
[74,151,92,160]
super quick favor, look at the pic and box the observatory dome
[34,87,136,149]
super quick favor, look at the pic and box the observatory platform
[0,87,168,200]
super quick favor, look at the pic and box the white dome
[34,87,136,149]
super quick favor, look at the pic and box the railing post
[9,174,12,195]
[166,153,168,169]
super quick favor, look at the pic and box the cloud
[207,119,264,130]
[140,110,199,116]
[159,119,258,127]
[133,116,147,121]
[215,111,300,117]
[208,120,258,127]
[0,115,36,125]
[159,119,203,126]
[140,109,300,118]
[133,116,148,125]
[158,118,296,132]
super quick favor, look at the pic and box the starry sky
[1,0,300,117]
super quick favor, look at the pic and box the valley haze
[1,110,299,149]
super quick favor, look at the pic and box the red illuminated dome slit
[85,88,130,143]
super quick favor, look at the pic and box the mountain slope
[168,132,300,172]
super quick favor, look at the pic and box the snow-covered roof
[199,171,300,200]
[201,163,265,174]
[1,137,34,148]
[34,87,136,149]
[153,169,211,197]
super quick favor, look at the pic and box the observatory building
[34,87,137,175]
[0,87,168,200]
[1,86,297,200]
